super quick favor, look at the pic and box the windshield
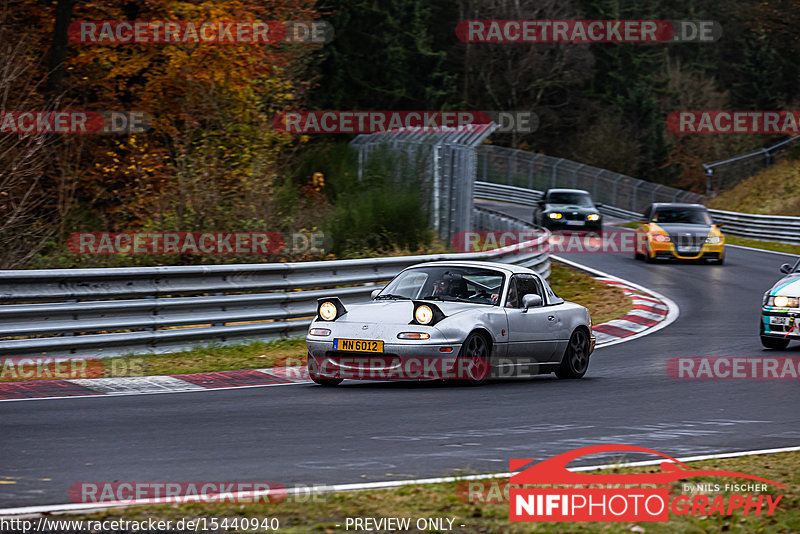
[651,207,712,225]
[547,192,594,207]
[378,266,505,305]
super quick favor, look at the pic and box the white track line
[3,445,798,517]
[726,243,798,257]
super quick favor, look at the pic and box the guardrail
[0,207,549,358]
[475,179,800,246]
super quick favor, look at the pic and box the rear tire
[761,335,790,350]
[556,329,591,379]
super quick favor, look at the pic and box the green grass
[0,265,629,382]
[725,235,800,256]
[707,157,800,216]
[548,263,630,325]
[64,451,800,533]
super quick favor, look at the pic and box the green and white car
[761,257,800,349]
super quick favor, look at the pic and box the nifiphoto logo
[507,445,785,523]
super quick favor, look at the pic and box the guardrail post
[506,151,515,185]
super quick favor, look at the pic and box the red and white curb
[0,367,310,402]
[592,279,670,345]
[0,257,676,402]
[554,255,679,348]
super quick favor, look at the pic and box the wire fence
[477,145,703,214]
[350,125,498,241]
[703,135,800,196]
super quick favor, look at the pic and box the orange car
[634,203,725,264]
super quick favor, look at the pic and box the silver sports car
[305,260,595,386]
[761,257,800,349]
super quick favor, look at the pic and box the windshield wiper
[375,294,410,300]
[422,295,471,303]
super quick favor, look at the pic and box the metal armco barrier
[0,207,549,358]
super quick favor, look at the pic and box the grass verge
[0,264,629,382]
[63,451,800,533]
[725,235,800,257]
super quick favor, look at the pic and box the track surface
[2,207,800,508]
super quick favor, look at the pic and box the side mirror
[371,289,381,299]
[780,263,793,275]
[522,294,543,310]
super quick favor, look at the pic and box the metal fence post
[573,164,584,188]
[632,181,642,213]
[611,175,623,206]
[593,169,603,199]
[551,158,564,189]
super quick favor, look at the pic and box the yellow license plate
[333,338,384,352]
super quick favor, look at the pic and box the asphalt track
[2,207,800,509]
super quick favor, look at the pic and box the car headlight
[319,301,338,321]
[651,234,671,243]
[414,305,434,325]
[769,296,800,308]
[548,212,563,219]
[705,235,722,244]
[587,214,600,221]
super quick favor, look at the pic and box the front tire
[761,335,789,350]
[451,332,491,386]
[556,329,591,379]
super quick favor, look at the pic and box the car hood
[545,204,598,213]
[334,299,487,324]
[653,223,712,236]
[766,273,800,297]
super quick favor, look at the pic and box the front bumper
[543,220,602,233]
[762,307,800,337]
[307,338,465,380]
[649,241,724,261]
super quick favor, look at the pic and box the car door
[504,274,558,364]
